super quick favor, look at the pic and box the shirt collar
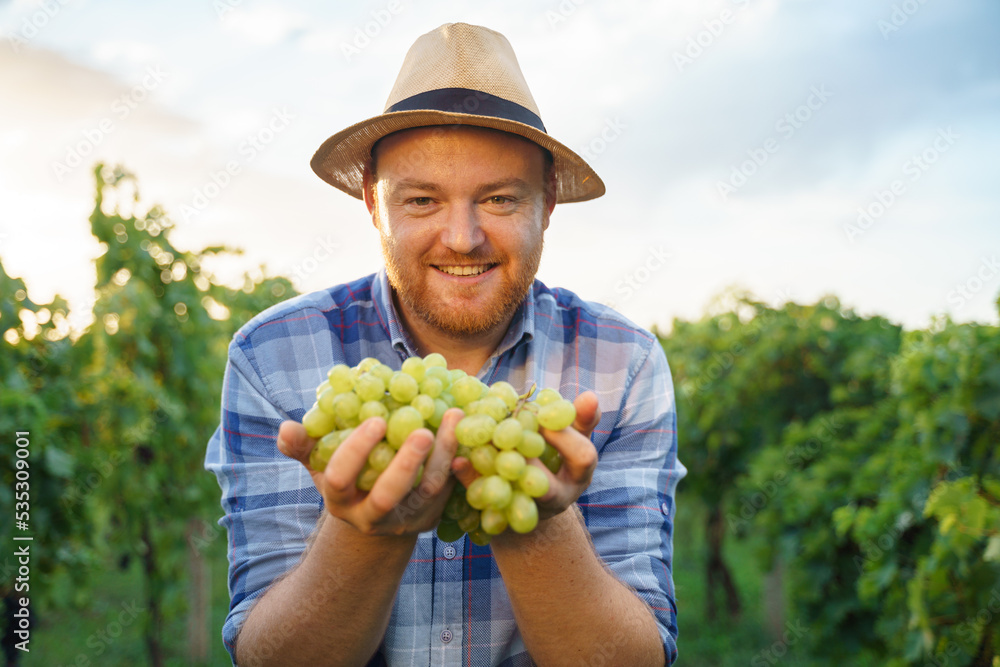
[372,267,536,362]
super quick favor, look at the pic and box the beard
[381,234,543,338]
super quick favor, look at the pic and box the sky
[1,0,998,335]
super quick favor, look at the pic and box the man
[206,22,684,666]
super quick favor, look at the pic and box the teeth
[438,265,490,276]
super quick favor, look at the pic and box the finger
[419,409,462,497]
[571,391,601,439]
[325,417,386,496]
[276,420,315,466]
[450,456,479,489]
[540,427,598,482]
[366,428,434,515]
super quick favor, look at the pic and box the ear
[542,169,557,231]
[362,164,378,228]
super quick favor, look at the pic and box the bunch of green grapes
[302,353,577,545]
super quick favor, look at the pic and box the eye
[410,197,433,206]
[488,196,513,206]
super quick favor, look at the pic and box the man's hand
[451,391,601,521]
[278,408,464,536]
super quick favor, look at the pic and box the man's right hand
[277,408,463,536]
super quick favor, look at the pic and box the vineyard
[1,167,997,666]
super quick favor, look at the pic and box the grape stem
[513,383,537,416]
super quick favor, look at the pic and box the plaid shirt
[205,268,685,666]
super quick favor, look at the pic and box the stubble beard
[381,233,543,338]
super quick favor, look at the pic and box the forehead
[371,126,547,178]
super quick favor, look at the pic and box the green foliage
[2,163,295,663]
[76,164,295,658]
[0,264,98,610]
[667,292,999,665]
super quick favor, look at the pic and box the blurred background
[1,0,998,665]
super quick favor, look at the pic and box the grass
[18,534,233,667]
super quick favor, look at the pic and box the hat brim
[310,110,606,204]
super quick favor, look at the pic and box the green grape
[444,489,472,521]
[437,519,465,543]
[518,465,550,498]
[401,356,427,382]
[481,506,509,535]
[457,508,480,533]
[303,404,337,438]
[539,444,562,474]
[487,381,519,411]
[383,395,404,412]
[517,431,546,459]
[455,414,497,447]
[367,441,395,472]
[425,365,451,387]
[516,409,539,432]
[456,444,473,460]
[427,398,448,429]
[440,392,456,408]
[493,418,523,451]
[332,392,361,419]
[309,432,341,471]
[478,397,509,422]
[465,399,484,416]
[451,376,482,407]
[359,400,389,422]
[522,400,539,415]
[411,394,436,420]
[468,527,492,546]
[470,445,498,476]
[315,379,332,398]
[466,476,489,510]
[537,399,576,431]
[389,371,419,403]
[334,414,361,430]
[356,357,380,374]
[413,464,423,488]
[480,475,513,509]
[506,491,539,533]
[355,374,386,402]
[419,377,444,398]
[423,352,448,368]
[449,368,467,382]
[317,387,337,414]
[370,363,394,384]
[535,387,561,406]
[386,405,424,449]
[356,465,380,491]
[495,450,526,481]
[327,364,356,393]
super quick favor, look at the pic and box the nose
[441,202,485,254]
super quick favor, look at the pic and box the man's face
[366,125,555,339]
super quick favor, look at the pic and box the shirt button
[443,545,457,560]
[440,629,453,644]
[660,501,670,515]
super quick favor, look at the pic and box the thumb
[277,420,316,466]
[572,391,601,439]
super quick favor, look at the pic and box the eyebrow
[387,177,533,197]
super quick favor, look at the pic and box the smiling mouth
[434,264,497,276]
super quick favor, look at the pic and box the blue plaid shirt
[205,268,685,666]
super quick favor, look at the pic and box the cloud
[219,4,307,46]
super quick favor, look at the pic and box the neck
[391,290,512,377]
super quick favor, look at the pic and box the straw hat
[310,22,605,203]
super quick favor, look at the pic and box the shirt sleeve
[204,338,323,666]
[579,339,686,666]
